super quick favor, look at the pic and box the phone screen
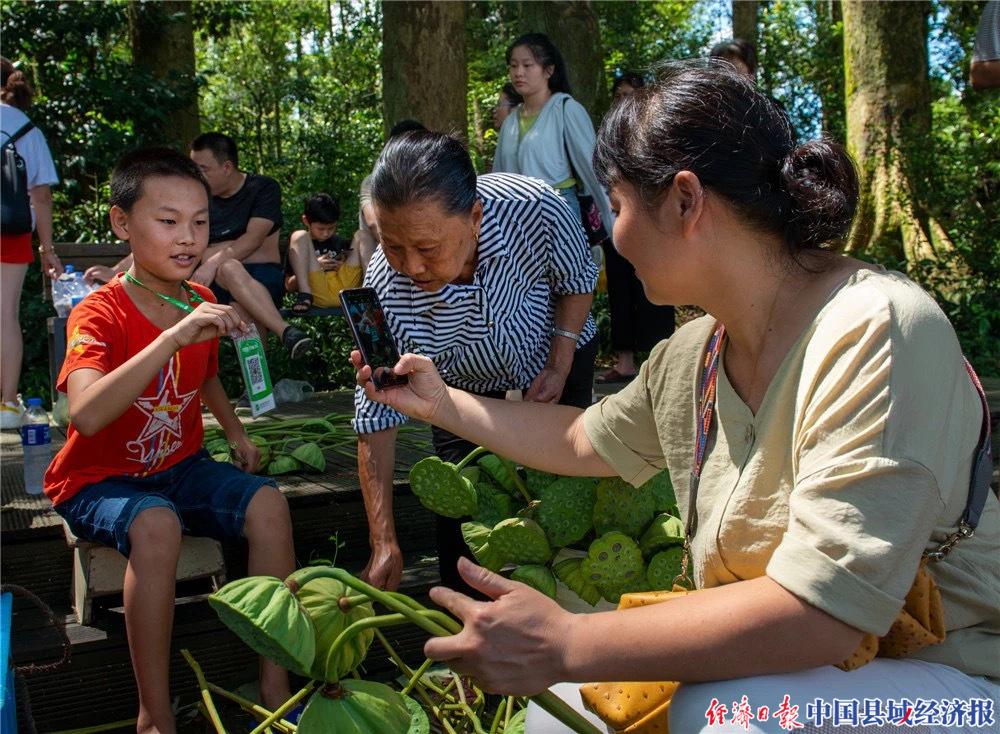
[339,287,408,390]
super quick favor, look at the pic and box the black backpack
[1,122,35,234]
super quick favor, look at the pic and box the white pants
[526,659,999,733]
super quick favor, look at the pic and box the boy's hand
[166,302,247,348]
[317,252,342,272]
[228,431,261,473]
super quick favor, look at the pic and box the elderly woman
[354,131,597,594]
[356,65,999,733]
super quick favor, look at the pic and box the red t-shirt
[44,277,219,505]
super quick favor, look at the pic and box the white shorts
[526,659,999,733]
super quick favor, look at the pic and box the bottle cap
[71,295,86,307]
[26,397,43,407]
[64,265,75,274]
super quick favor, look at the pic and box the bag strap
[925,359,995,561]
[2,121,34,148]
[560,97,581,184]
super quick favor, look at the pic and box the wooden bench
[62,520,226,625]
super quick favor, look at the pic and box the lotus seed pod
[461,521,507,572]
[473,481,514,528]
[641,469,676,513]
[581,532,644,592]
[403,695,430,734]
[510,564,557,598]
[291,442,326,472]
[536,477,598,548]
[297,679,413,733]
[597,566,652,604]
[287,570,375,683]
[208,576,315,677]
[488,517,551,564]
[592,477,656,539]
[639,513,686,558]
[409,456,478,518]
[552,558,602,607]
[477,454,521,496]
[646,546,686,590]
[525,467,558,496]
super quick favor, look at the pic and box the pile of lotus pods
[409,446,686,606]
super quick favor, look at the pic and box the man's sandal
[290,292,313,315]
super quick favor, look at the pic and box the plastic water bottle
[21,397,52,496]
[52,265,77,317]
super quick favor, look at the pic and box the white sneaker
[0,400,23,430]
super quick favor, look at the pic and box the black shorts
[211,262,285,308]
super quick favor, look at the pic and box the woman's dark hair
[709,38,758,77]
[594,62,858,256]
[506,33,571,95]
[370,131,477,216]
[1,57,34,110]
[110,147,211,212]
[612,72,646,94]
[303,193,340,224]
[501,82,523,106]
[190,132,239,167]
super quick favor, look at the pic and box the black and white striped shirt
[353,173,598,434]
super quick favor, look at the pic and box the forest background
[4,0,998,403]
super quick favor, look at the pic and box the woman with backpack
[1,57,62,429]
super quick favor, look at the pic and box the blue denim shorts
[54,449,277,557]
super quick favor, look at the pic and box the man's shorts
[53,450,277,557]
[211,262,285,308]
[307,265,363,308]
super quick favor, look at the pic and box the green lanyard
[123,272,204,314]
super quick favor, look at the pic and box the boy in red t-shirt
[44,147,295,733]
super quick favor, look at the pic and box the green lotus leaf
[476,454,521,497]
[250,435,272,467]
[473,481,514,527]
[208,576,315,677]
[510,564,557,598]
[461,521,506,572]
[291,442,326,472]
[267,454,302,475]
[211,451,231,463]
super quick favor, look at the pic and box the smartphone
[339,287,408,391]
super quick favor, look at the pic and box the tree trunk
[517,1,607,124]
[128,0,200,148]
[381,1,467,137]
[731,1,758,46]
[815,0,845,142]
[842,0,957,269]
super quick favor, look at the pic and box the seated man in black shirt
[285,193,363,314]
[189,133,310,357]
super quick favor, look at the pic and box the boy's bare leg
[287,235,321,296]
[214,259,291,339]
[125,507,183,734]
[243,485,296,709]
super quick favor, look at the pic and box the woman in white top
[492,33,613,242]
[0,58,61,428]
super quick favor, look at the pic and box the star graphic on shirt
[133,360,198,445]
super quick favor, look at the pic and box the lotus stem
[456,445,490,471]
[402,657,435,697]
[489,699,506,734]
[180,649,226,734]
[205,683,295,734]
[248,681,315,734]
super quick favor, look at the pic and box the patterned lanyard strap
[123,272,204,314]
[674,322,727,589]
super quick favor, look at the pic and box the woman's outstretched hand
[423,557,575,696]
[351,350,450,424]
